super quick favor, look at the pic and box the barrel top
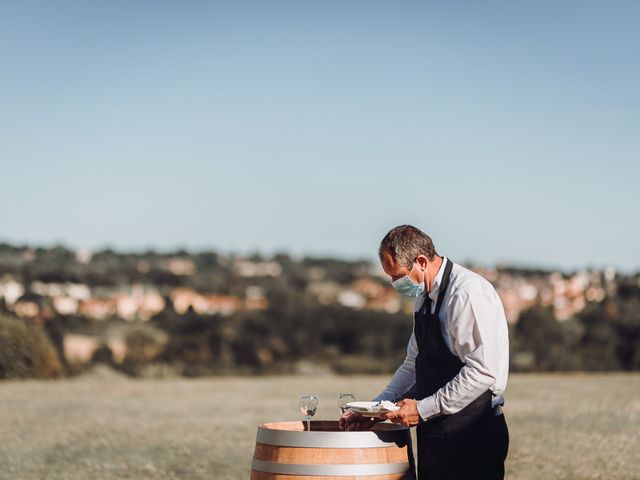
[255,421,410,448]
[260,420,407,432]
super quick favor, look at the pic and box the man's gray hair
[379,225,438,267]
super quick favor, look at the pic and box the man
[340,225,510,480]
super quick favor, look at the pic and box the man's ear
[415,255,429,270]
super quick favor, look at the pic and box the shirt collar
[427,256,447,303]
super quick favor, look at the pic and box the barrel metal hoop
[256,427,409,448]
[251,458,410,476]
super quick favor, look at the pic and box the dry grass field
[1,370,639,480]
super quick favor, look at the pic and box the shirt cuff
[417,395,440,421]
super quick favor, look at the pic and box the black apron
[414,259,508,480]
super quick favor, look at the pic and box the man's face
[381,252,420,284]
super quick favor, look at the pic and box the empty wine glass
[337,393,357,416]
[299,394,318,432]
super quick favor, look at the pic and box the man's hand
[381,399,421,427]
[339,411,378,431]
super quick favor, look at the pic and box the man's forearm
[373,359,416,402]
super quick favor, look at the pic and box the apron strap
[434,258,454,315]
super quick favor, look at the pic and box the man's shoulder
[448,261,496,298]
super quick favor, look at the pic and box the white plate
[345,401,399,417]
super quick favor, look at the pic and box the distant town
[1,243,638,377]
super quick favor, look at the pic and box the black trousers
[417,412,509,480]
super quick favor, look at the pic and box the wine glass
[299,394,318,432]
[337,393,357,416]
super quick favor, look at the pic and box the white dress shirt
[373,257,509,420]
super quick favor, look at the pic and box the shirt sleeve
[417,290,500,420]
[372,329,417,402]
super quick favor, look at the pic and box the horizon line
[0,236,634,276]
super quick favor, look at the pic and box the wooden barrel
[250,421,415,479]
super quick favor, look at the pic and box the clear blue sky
[1,1,638,271]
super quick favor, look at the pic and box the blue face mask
[391,263,425,297]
